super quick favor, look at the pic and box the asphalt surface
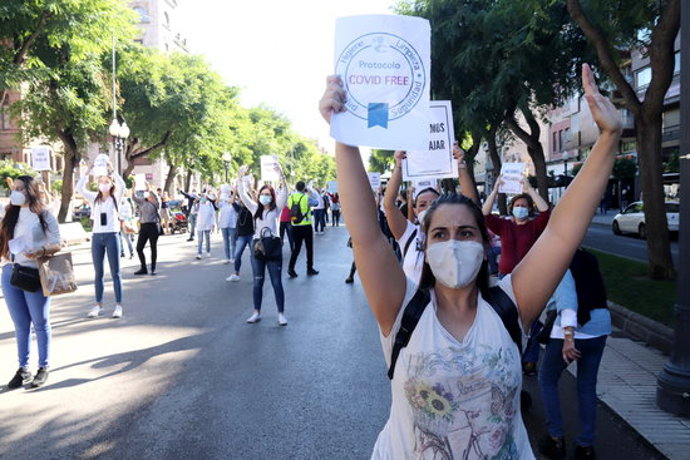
[0,226,666,459]
[583,223,679,267]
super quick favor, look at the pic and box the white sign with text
[31,146,51,171]
[260,155,280,182]
[368,172,382,190]
[412,177,438,192]
[499,162,526,195]
[403,100,455,181]
[331,14,431,151]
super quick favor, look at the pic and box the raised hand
[319,75,347,124]
[393,150,407,167]
[582,64,622,135]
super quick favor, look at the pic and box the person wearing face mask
[226,177,256,282]
[383,144,477,284]
[236,164,288,325]
[218,188,239,264]
[1,176,61,389]
[131,183,161,275]
[195,193,216,260]
[76,160,126,318]
[483,175,551,375]
[319,64,622,458]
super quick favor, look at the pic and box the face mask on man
[512,206,529,220]
[10,190,26,206]
[426,240,484,289]
[259,195,273,205]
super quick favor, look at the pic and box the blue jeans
[197,230,211,255]
[234,235,253,273]
[120,229,134,256]
[188,214,197,238]
[538,335,607,446]
[2,264,52,368]
[221,227,238,260]
[92,232,122,304]
[250,251,284,313]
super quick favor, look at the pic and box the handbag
[38,252,78,297]
[253,227,282,261]
[10,264,41,293]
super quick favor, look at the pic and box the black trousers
[288,224,314,271]
[137,223,160,271]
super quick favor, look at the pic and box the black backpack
[289,193,306,224]
[388,285,522,379]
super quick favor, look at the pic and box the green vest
[287,192,312,226]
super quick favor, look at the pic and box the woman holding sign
[319,64,622,459]
[77,160,126,319]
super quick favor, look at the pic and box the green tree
[566,0,679,279]
[0,160,35,191]
[368,149,394,174]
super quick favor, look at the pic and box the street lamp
[109,118,129,175]
[656,4,690,416]
[222,152,232,182]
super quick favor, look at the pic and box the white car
[612,201,680,238]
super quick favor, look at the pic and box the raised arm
[113,172,126,201]
[320,76,406,335]
[523,178,549,212]
[274,165,288,211]
[454,142,479,206]
[482,176,503,216]
[512,64,622,326]
[237,166,259,214]
[75,168,97,203]
[383,151,411,240]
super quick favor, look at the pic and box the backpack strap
[388,288,431,380]
[402,228,418,258]
[484,285,523,354]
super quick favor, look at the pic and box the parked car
[72,203,91,220]
[612,201,679,238]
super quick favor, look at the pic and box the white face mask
[426,240,485,289]
[512,206,529,220]
[259,195,272,205]
[10,190,26,206]
[416,209,428,226]
[99,183,112,194]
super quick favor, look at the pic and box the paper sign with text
[31,146,51,171]
[403,100,455,181]
[260,155,280,182]
[368,172,382,190]
[134,173,147,191]
[499,162,526,195]
[412,177,438,192]
[331,15,431,151]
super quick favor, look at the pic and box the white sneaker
[87,306,102,318]
[195,254,202,260]
[224,259,231,264]
[226,274,240,282]
[246,312,262,323]
[230,258,235,263]
[112,305,123,319]
[207,252,211,258]
[278,313,288,326]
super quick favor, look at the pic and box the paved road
[0,227,665,459]
[583,223,679,266]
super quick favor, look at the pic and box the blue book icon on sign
[368,103,389,128]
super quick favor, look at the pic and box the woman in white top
[195,194,216,259]
[218,189,239,264]
[76,160,126,319]
[1,175,61,389]
[118,192,135,259]
[318,64,622,458]
[237,164,288,326]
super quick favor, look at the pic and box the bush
[0,160,36,190]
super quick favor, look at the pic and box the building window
[674,51,680,75]
[134,7,149,23]
[552,132,558,153]
[636,66,652,89]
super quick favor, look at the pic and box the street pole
[656,1,690,416]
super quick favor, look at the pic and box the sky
[176,0,398,154]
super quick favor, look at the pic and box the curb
[608,300,674,355]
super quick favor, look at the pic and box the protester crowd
[0,52,621,460]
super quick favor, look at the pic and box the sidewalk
[568,330,690,459]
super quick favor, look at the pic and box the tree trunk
[185,169,193,191]
[528,143,549,204]
[462,134,481,199]
[504,109,549,201]
[486,128,508,215]
[163,163,178,194]
[637,116,675,279]
[55,130,79,223]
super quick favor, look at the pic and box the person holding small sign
[76,160,126,319]
[320,63,622,459]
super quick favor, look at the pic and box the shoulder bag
[253,227,282,261]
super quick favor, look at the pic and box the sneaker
[150,270,156,276]
[538,435,566,459]
[278,313,288,326]
[112,305,123,319]
[87,305,103,318]
[129,254,134,260]
[307,269,320,276]
[30,367,49,388]
[287,270,298,278]
[230,258,235,263]
[246,312,262,323]
[207,252,211,258]
[120,252,125,258]
[574,445,596,460]
[195,254,202,260]
[345,276,354,284]
[224,259,231,264]
[226,274,240,282]
[7,368,32,389]
[186,238,194,242]
[134,268,148,275]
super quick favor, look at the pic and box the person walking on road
[119,193,136,260]
[226,188,255,282]
[1,175,61,389]
[218,188,238,264]
[286,181,319,278]
[180,189,198,241]
[195,194,216,260]
[312,188,326,234]
[279,205,295,252]
[318,63,622,459]
[331,192,341,227]
[77,160,126,318]
[131,184,161,275]
[237,164,288,325]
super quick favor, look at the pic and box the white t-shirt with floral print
[372,275,534,460]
